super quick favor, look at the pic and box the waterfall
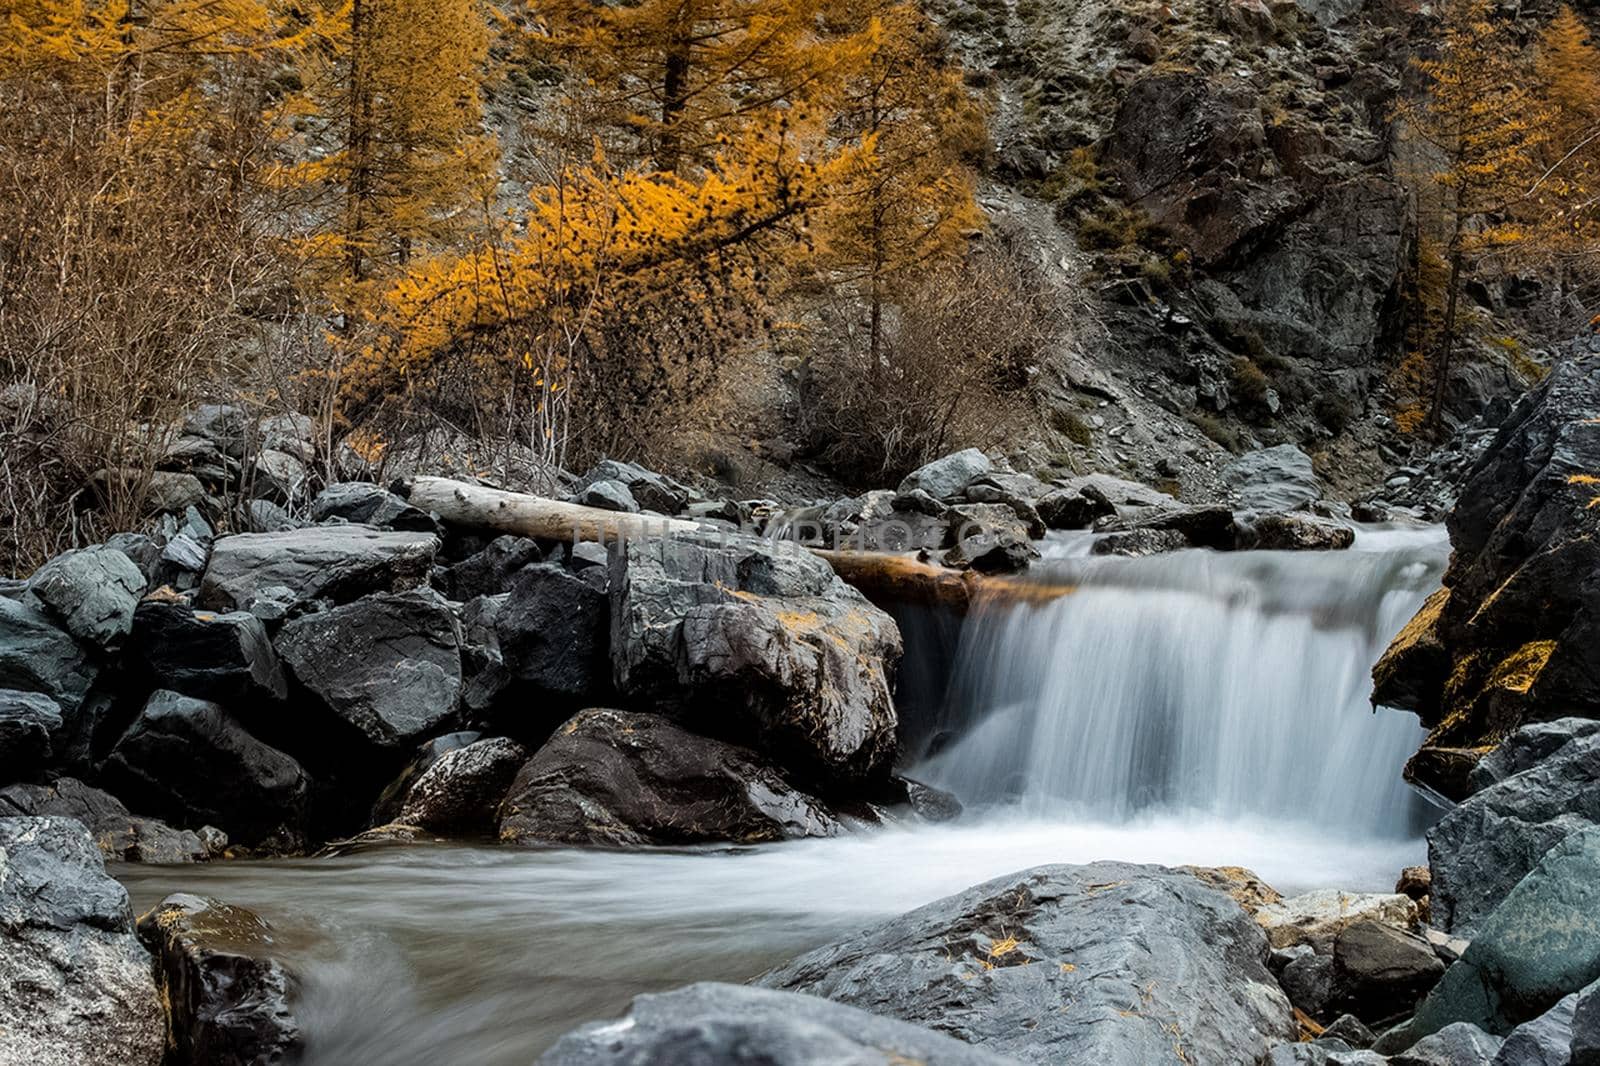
[915,526,1448,840]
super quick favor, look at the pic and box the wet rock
[395,736,528,834]
[759,862,1295,1064]
[0,595,97,720]
[199,526,439,612]
[0,777,207,863]
[1225,445,1323,512]
[1094,502,1238,549]
[128,599,287,704]
[137,893,302,1066]
[537,982,1019,1066]
[24,546,146,651]
[609,535,901,787]
[577,459,690,515]
[574,478,639,513]
[1255,890,1419,952]
[275,589,463,752]
[310,481,440,533]
[1091,527,1191,556]
[442,535,541,600]
[102,691,309,848]
[1398,866,1433,902]
[1240,512,1356,551]
[0,689,61,780]
[1390,1023,1503,1066]
[0,817,165,1066]
[1331,919,1446,1024]
[494,564,610,705]
[369,731,482,825]
[897,448,992,501]
[901,778,963,823]
[944,530,1038,573]
[1036,485,1111,529]
[498,708,842,846]
[1427,724,1600,937]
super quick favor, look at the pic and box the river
[116,524,1448,1065]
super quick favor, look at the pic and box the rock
[1240,512,1356,551]
[251,449,307,504]
[136,893,302,1066]
[902,778,963,823]
[198,526,439,612]
[1324,1014,1378,1049]
[1331,919,1446,1024]
[155,532,211,590]
[494,564,610,705]
[573,478,639,513]
[1282,949,1335,1019]
[102,691,309,848]
[442,535,541,600]
[0,778,207,863]
[127,599,287,704]
[537,982,1020,1066]
[1427,725,1600,937]
[0,689,61,781]
[369,731,482,826]
[258,412,314,462]
[309,481,439,533]
[0,595,96,720]
[1255,890,1419,952]
[758,862,1295,1065]
[394,736,527,834]
[944,531,1038,573]
[1391,1023,1504,1066]
[960,483,1047,537]
[275,589,462,752]
[107,532,163,582]
[1094,502,1238,549]
[896,448,992,501]
[1183,865,1284,913]
[1573,979,1600,1065]
[0,817,165,1066]
[577,459,690,515]
[1398,866,1433,902]
[1036,485,1111,529]
[1225,445,1323,512]
[182,404,251,457]
[1470,719,1600,793]
[1091,527,1191,557]
[1491,990,1578,1066]
[24,546,145,651]
[245,499,302,533]
[498,708,842,846]
[609,535,901,787]
[1403,828,1600,1041]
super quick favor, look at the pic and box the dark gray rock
[245,499,303,533]
[577,460,690,515]
[1491,989,1578,1066]
[182,404,251,457]
[0,816,165,1065]
[495,564,609,702]
[128,598,287,704]
[609,535,901,787]
[369,731,482,826]
[107,532,163,583]
[1283,949,1335,1020]
[897,448,992,501]
[1225,445,1323,512]
[1391,1023,1504,1066]
[1471,719,1600,793]
[252,449,308,505]
[1036,485,1111,529]
[537,982,1022,1066]
[1331,919,1446,1024]
[275,589,463,752]
[443,535,541,600]
[0,778,207,863]
[574,478,639,513]
[0,689,61,781]
[257,412,314,462]
[1324,1014,1378,1050]
[395,736,527,834]
[0,595,96,719]
[944,530,1038,573]
[1094,502,1238,549]
[25,546,145,651]
[199,526,439,612]
[759,862,1295,1065]
[136,893,302,1066]
[155,532,211,590]
[498,708,842,847]
[102,691,309,848]
[1573,978,1600,1065]
[1091,527,1192,557]
[310,481,439,533]
[1240,512,1356,551]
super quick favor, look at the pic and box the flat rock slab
[198,526,438,612]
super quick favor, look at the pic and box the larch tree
[1396,0,1549,429]
[1533,7,1600,262]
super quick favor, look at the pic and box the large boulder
[127,598,287,704]
[0,689,62,781]
[136,893,302,1066]
[1330,919,1446,1024]
[101,691,309,848]
[494,564,610,705]
[369,731,481,826]
[537,982,1022,1066]
[577,459,691,515]
[1239,512,1356,552]
[24,546,145,652]
[1390,1023,1504,1066]
[1254,890,1419,952]
[394,736,527,835]
[498,708,842,847]
[1225,445,1323,512]
[609,535,902,787]
[1427,723,1600,937]
[1093,502,1239,549]
[274,588,462,752]
[1491,989,1580,1066]
[441,535,541,600]
[309,482,439,532]
[758,862,1295,1064]
[897,449,992,501]
[0,778,208,863]
[0,817,166,1066]
[0,595,96,719]
[197,526,439,613]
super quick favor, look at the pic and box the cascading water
[114,524,1450,1066]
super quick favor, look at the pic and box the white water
[115,524,1449,1065]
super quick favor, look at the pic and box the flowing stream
[116,524,1448,1065]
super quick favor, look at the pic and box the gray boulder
[758,862,1295,1065]
[182,404,251,458]
[1391,1023,1504,1066]
[574,478,639,513]
[0,690,62,781]
[537,982,1023,1066]
[1094,502,1238,549]
[1240,512,1356,551]
[0,817,166,1066]
[395,736,528,834]
[897,448,992,501]
[102,691,309,848]
[1471,719,1600,793]
[198,525,438,612]
[251,449,308,505]
[1224,445,1323,512]
[442,535,541,600]
[0,595,96,720]
[609,535,901,787]
[0,777,208,863]
[1573,978,1600,1065]
[127,598,287,704]
[578,459,690,514]
[136,893,302,1066]
[275,589,462,752]
[25,546,145,651]
[1331,919,1446,1024]
[309,481,439,532]
[495,565,610,702]
[1491,989,1579,1065]
[1282,948,1335,1019]
[1091,527,1191,557]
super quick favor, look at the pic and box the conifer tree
[1533,6,1600,260]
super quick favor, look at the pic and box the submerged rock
[0,817,166,1066]
[758,862,1295,1065]
[137,894,302,1066]
[538,982,1022,1065]
[498,709,842,847]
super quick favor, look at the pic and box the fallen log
[398,475,1071,613]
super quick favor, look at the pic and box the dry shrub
[798,244,1057,486]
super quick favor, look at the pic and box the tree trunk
[345,0,375,282]
[1427,241,1465,432]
